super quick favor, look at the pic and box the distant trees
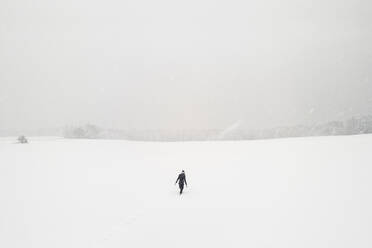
[248,116,372,140]
[17,135,28,143]
[63,124,101,139]
[61,115,372,141]
[71,127,86,138]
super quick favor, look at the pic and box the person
[175,170,187,194]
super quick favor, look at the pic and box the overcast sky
[1,0,371,131]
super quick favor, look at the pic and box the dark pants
[179,183,184,194]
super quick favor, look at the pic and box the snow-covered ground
[1,135,372,248]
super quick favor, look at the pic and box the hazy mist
[1,0,371,132]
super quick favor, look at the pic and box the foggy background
[1,0,372,134]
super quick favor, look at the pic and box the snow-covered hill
[1,135,371,248]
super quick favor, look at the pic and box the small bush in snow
[18,135,28,143]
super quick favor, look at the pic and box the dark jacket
[175,173,187,186]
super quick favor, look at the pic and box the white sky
[1,0,371,130]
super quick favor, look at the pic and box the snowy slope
[1,135,372,248]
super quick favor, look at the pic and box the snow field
[1,135,371,248]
